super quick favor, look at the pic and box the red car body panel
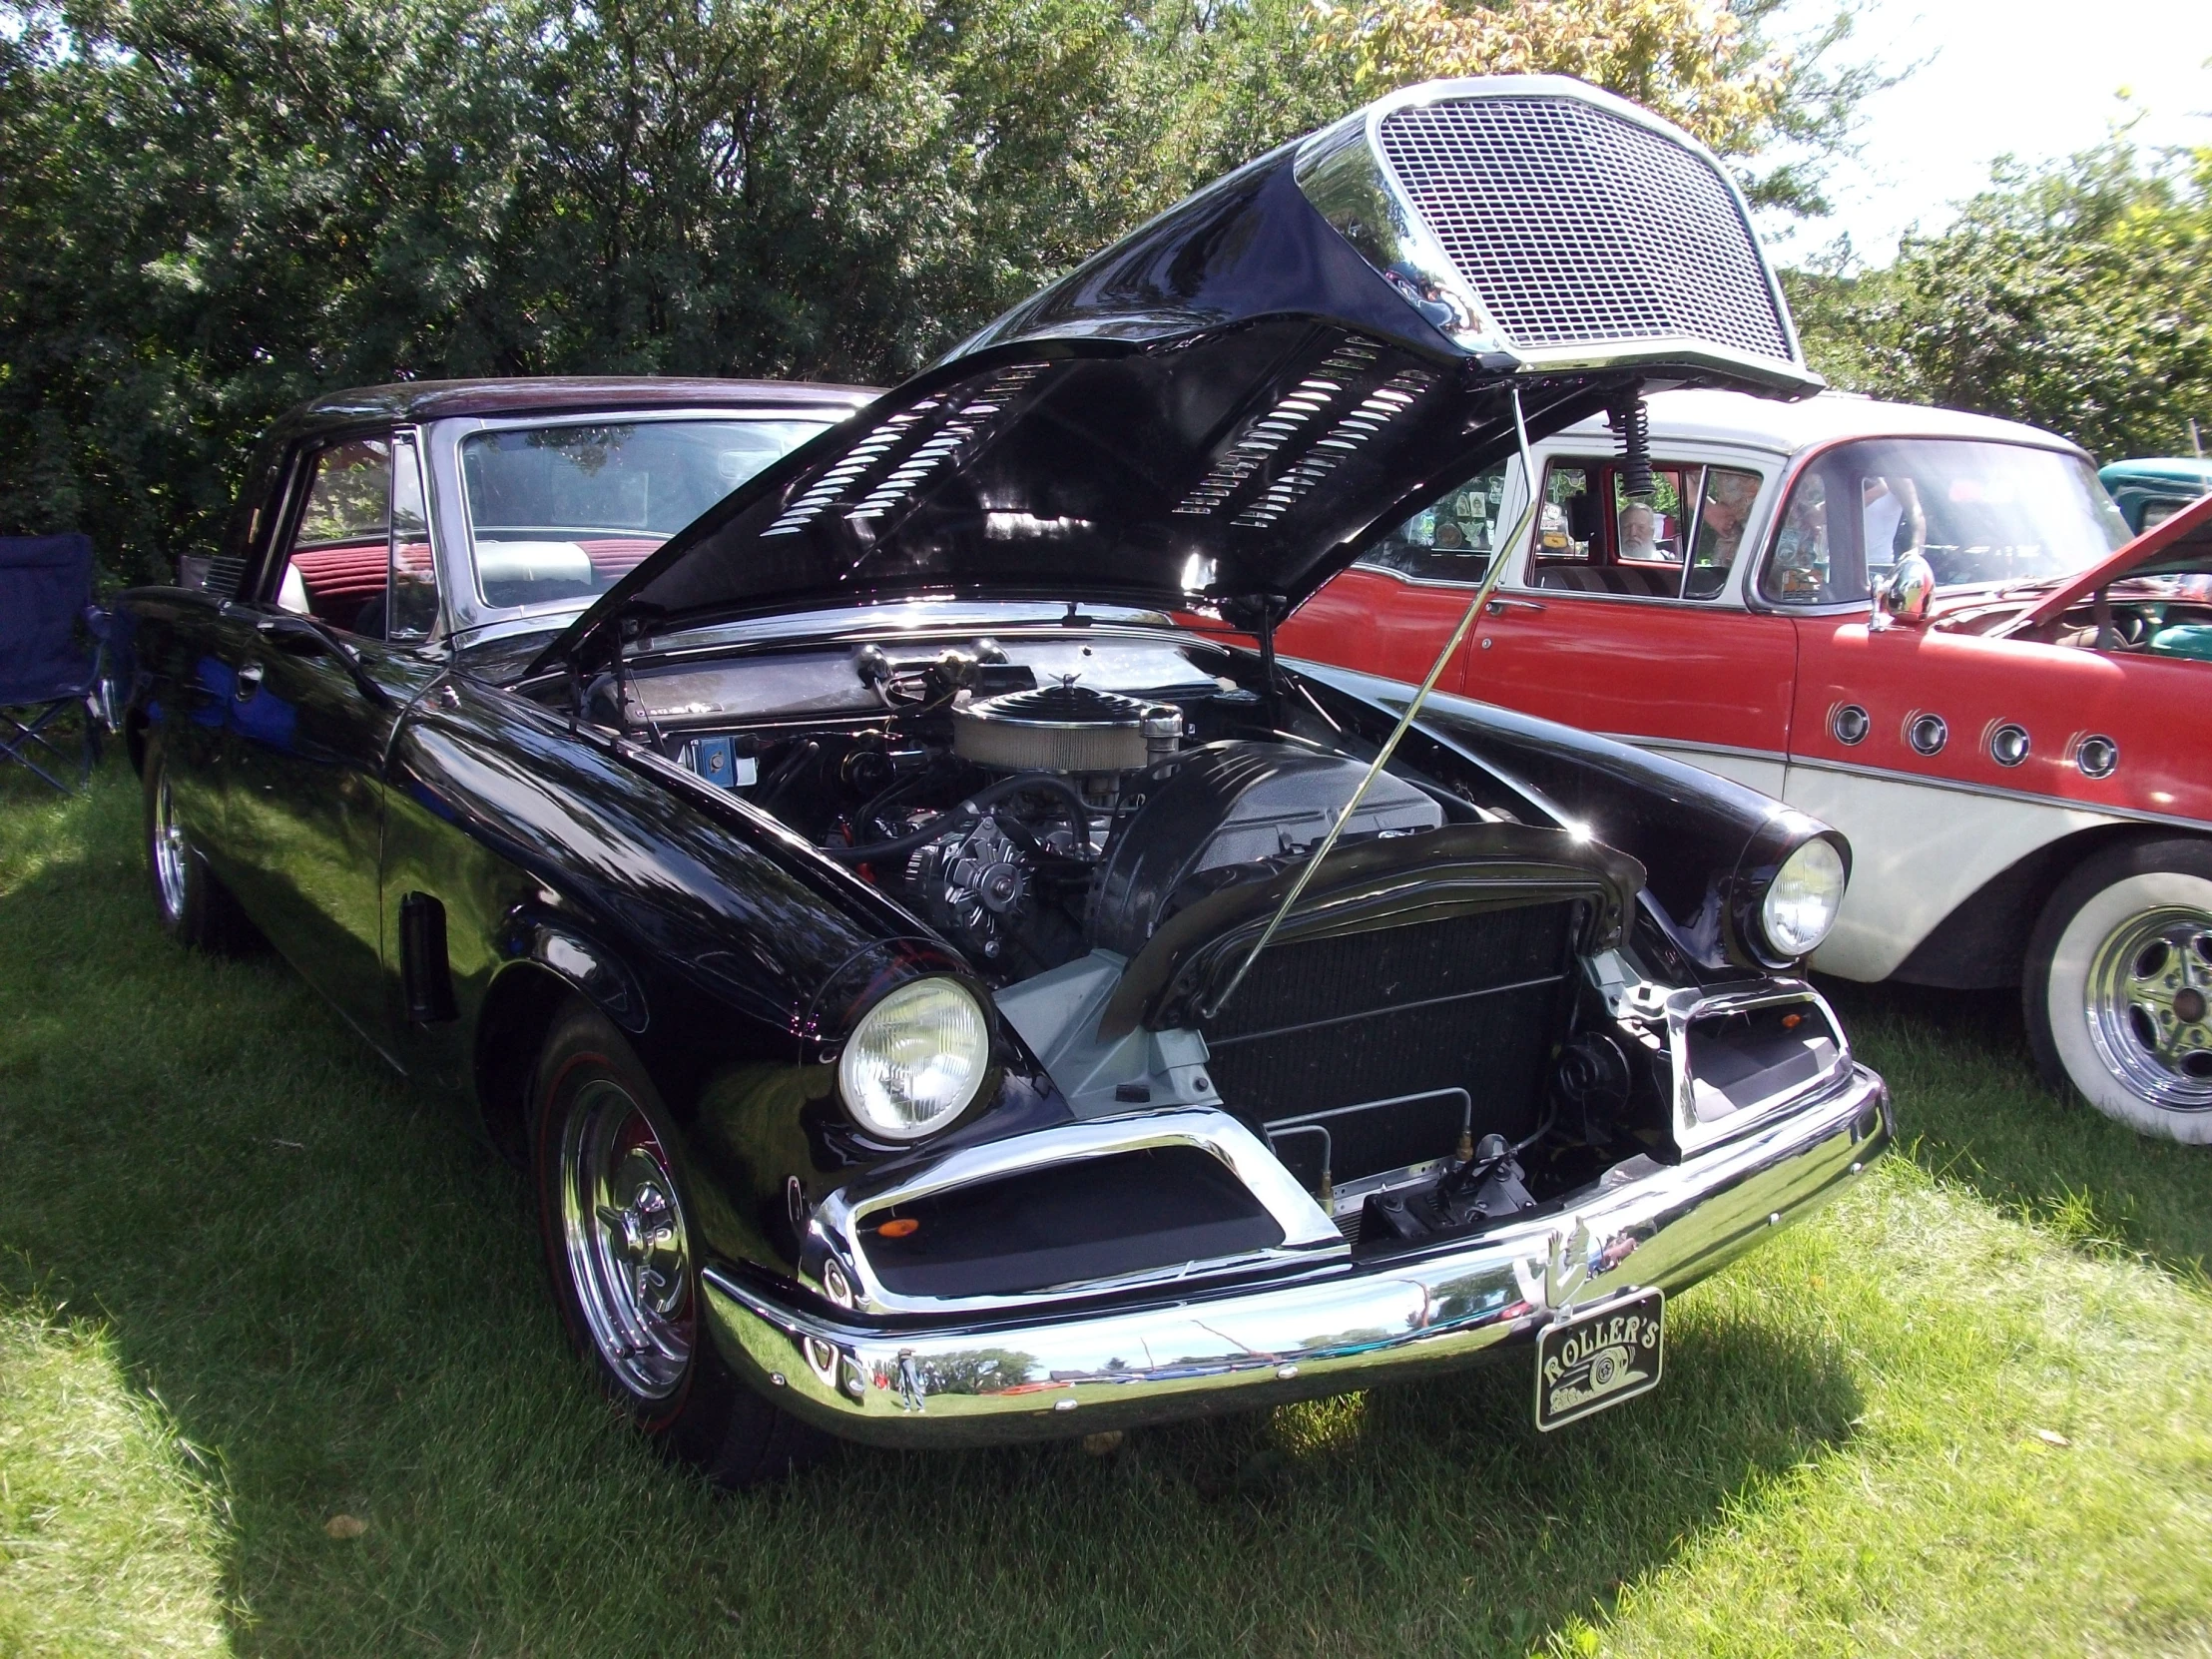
[1282,390,2212,991]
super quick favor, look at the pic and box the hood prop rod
[1201,384,1544,1024]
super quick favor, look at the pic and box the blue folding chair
[0,534,108,793]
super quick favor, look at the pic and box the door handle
[234,661,265,700]
[1485,598,1546,616]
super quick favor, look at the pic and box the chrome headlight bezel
[835,976,993,1143]
[1758,835,1848,960]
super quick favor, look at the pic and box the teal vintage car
[2101,457,2212,532]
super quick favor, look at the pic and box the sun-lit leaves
[0,0,1877,587]
[1788,141,2212,460]
[1312,0,1792,160]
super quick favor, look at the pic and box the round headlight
[836,978,989,1141]
[1760,838,1847,959]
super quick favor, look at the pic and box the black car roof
[276,376,877,436]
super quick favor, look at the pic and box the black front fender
[1286,661,1843,975]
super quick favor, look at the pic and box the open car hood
[2008,491,2212,632]
[533,77,1820,678]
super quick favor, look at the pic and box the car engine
[614,628,1845,1249]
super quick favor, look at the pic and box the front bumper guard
[702,1064,1890,1446]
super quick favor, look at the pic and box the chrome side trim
[703,1064,1890,1446]
[1782,753,2195,832]
[1605,734,1789,767]
[1294,112,1499,357]
[813,1107,1345,1318]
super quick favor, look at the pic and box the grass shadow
[1819,976,2212,1283]
[1,766,1865,1656]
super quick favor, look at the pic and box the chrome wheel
[557,1080,694,1399]
[2084,906,2212,1110]
[152,771,191,923]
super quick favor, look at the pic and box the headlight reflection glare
[837,978,989,1140]
[1761,838,1847,958]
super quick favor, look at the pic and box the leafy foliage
[1,0,1864,584]
[1786,143,2212,460]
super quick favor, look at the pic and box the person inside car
[1619,500,1661,560]
[1861,473,1926,569]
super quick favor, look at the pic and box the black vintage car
[117,76,1891,1484]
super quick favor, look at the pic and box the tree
[1787,142,2212,460]
[1,0,1880,583]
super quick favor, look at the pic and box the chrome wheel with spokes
[152,770,191,924]
[2029,837,2212,1144]
[531,999,824,1485]
[2084,907,2212,1109]
[141,738,254,953]
[556,1079,695,1399]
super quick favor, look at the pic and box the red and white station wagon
[1284,389,2212,1141]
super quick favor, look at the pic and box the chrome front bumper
[701,1065,1890,1446]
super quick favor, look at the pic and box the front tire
[530,999,824,1486]
[142,738,256,952]
[2025,837,2212,1143]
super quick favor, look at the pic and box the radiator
[1200,900,1576,1185]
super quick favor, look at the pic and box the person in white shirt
[1862,474,1925,568]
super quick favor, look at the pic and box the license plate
[1533,1289,1664,1431]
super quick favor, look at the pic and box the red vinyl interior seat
[288,541,387,626]
[578,537,663,582]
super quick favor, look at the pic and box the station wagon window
[1355,463,1509,582]
[1528,459,1759,601]
[1759,437,2130,606]
[460,418,829,610]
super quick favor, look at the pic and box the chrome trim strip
[1601,734,1788,766]
[703,1065,1890,1446]
[1782,754,2197,832]
[1599,739,2200,837]
[814,1107,1345,1318]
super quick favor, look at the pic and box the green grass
[2,762,2209,1657]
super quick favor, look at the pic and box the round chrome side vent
[1830,703,1870,746]
[1908,713,1948,757]
[2076,735,2120,779]
[1988,723,2031,768]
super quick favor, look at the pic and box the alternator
[908,814,1033,960]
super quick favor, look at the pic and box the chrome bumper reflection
[701,1065,1890,1447]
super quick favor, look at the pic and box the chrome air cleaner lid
[952,682,1176,773]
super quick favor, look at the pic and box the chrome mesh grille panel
[1378,98,1791,359]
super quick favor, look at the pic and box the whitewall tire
[2026,838,2212,1143]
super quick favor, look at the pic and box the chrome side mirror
[1872,551,1935,629]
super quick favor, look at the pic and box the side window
[385,434,438,641]
[1356,463,1509,583]
[1683,466,1763,601]
[1612,468,1691,567]
[276,438,391,634]
[1761,466,1839,605]
[1531,459,1709,598]
[1534,465,1598,567]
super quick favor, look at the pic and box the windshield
[460,417,829,610]
[1759,437,2130,606]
